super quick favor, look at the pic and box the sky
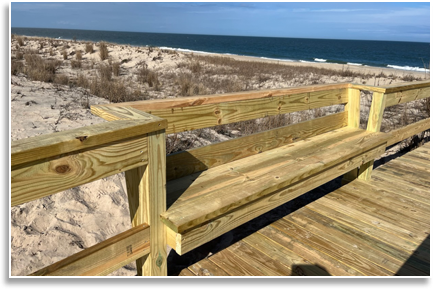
[10,1,430,42]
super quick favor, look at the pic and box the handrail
[11,80,429,276]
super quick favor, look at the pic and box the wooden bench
[92,82,390,256]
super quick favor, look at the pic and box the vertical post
[345,88,361,128]
[341,87,361,185]
[358,91,386,180]
[125,129,167,276]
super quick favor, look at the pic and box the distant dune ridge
[10,35,429,276]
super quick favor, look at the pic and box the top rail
[96,83,352,111]
[349,80,430,94]
[92,84,350,134]
[12,113,166,168]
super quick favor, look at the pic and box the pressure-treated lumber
[385,118,430,146]
[165,143,387,255]
[161,128,386,254]
[163,128,388,234]
[341,87,361,184]
[11,118,166,169]
[381,80,430,94]
[93,83,351,111]
[345,88,361,128]
[166,111,348,181]
[93,89,348,134]
[30,224,150,276]
[125,130,167,276]
[349,80,430,94]
[358,91,386,180]
[385,87,430,107]
[12,135,149,207]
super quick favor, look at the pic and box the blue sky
[11,1,430,42]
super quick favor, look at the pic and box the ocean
[11,27,430,72]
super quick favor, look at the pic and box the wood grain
[165,144,386,255]
[93,83,351,111]
[385,118,430,146]
[12,135,148,207]
[385,87,430,107]
[166,111,348,181]
[12,118,166,168]
[163,128,388,234]
[30,224,150,276]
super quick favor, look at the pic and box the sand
[10,36,429,276]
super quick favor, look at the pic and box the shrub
[24,54,62,82]
[98,63,112,81]
[85,43,94,53]
[99,42,109,60]
[11,60,24,75]
[76,50,82,61]
[16,51,23,60]
[62,49,67,60]
[112,62,121,76]
[17,37,24,46]
[71,60,82,69]
[54,74,69,85]
[136,63,159,88]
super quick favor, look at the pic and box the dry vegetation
[10,35,430,154]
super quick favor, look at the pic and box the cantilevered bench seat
[161,127,389,255]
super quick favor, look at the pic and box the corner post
[125,129,167,276]
[341,87,361,184]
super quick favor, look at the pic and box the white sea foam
[259,57,294,62]
[300,60,314,63]
[387,65,429,72]
[159,46,212,54]
[314,58,327,62]
[347,62,363,66]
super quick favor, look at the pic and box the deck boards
[177,142,430,276]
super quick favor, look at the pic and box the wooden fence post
[125,129,167,276]
[341,87,361,185]
[358,92,386,180]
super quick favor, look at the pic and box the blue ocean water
[11,27,430,72]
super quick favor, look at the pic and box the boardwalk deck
[177,143,430,276]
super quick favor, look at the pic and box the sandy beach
[10,35,430,276]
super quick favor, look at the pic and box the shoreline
[14,34,430,78]
[206,52,429,78]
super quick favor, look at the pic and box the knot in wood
[214,109,221,115]
[55,165,71,174]
[75,136,87,142]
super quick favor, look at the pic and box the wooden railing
[11,80,429,276]
[345,80,430,181]
[11,110,168,276]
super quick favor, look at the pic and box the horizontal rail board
[382,80,430,94]
[349,81,430,95]
[11,135,148,207]
[166,144,387,255]
[30,224,150,276]
[90,106,167,122]
[11,117,166,168]
[386,118,430,146]
[93,83,351,111]
[93,89,348,134]
[385,87,430,107]
[166,111,348,182]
